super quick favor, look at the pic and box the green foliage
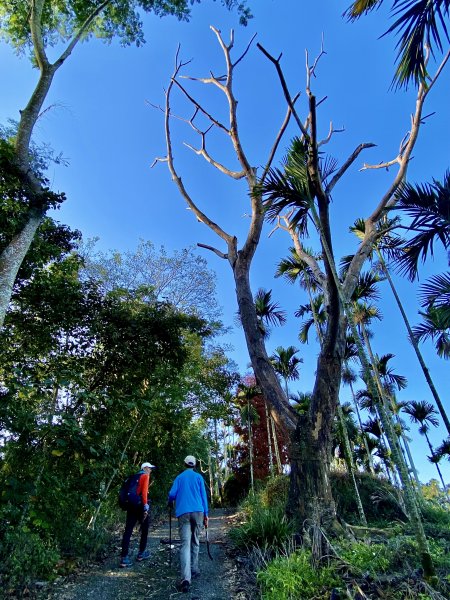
[336,539,394,575]
[257,549,340,600]
[0,528,60,591]
[260,475,289,509]
[230,494,293,551]
[0,0,251,56]
[331,471,407,525]
[0,227,236,591]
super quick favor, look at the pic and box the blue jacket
[168,468,208,518]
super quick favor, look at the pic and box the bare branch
[173,79,230,133]
[360,158,399,172]
[257,42,307,137]
[197,243,228,259]
[183,141,246,179]
[232,32,258,69]
[318,121,345,147]
[306,34,326,90]
[180,74,227,92]
[326,143,376,193]
[150,156,168,168]
[164,51,234,245]
[260,93,300,183]
[342,52,449,300]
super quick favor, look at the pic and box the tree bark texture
[287,328,345,529]
[0,209,43,327]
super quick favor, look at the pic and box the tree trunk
[271,415,283,475]
[424,432,447,491]
[213,419,224,503]
[0,209,44,327]
[264,400,275,475]
[377,251,450,435]
[348,379,376,475]
[337,402,367,525]
[286,334,345,531]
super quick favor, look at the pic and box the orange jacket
[136,472,150,505]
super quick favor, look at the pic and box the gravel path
[41,509,250,600]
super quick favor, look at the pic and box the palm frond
[320,155,339,184]
[339,253,355,278]
[412,306,450,358]
[254,288,287,327]
[297,317,316,344]
[345,0,383,20]
[276,247,322,290]
[404,399,440,428]
[351,271,383,302]
[389,0,450,88]
[262,138,312,233]
[392,172,450,280]
[419,272,450,324]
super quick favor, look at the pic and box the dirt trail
[41,509,250,600]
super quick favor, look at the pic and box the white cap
[184,455,196,467]
[141,462,155,469]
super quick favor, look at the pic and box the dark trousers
[121,507,149,558]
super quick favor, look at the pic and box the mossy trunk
[287,336,345,537]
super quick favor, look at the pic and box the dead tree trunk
[156,28,447,550]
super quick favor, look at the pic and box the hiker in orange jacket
[120,461,155,568]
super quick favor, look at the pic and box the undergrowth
[230,474,450,600]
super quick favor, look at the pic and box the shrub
[257,549,340,600]
[0,527,60,591]
[260,475,289,509]
[331,471,406,525]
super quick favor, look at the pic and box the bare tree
[154,27,448,570]
[153,28,299,439]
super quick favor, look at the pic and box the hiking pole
[169,504,172,567]
[205,523,213,561]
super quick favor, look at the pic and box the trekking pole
[169,504,172,567]
[205,522,213,561]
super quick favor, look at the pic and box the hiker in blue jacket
[168,455,208,594]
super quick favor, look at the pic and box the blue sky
[1,0,449,484]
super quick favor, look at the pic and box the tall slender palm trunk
[377,251,450,435]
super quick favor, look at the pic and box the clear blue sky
[1,0,449,484]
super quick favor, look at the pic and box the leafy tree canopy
[0,0,251,56]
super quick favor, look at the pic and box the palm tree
[236,384,260,492]
[412,306,450,359]
[347,216,450,434]
[296,294,328,344]
[404,400,447,489]
[345,0,450,87]
[392,172,450,281]
[253,288,287,339]
[342,364,376,474]
[290,391,312,414]
[270,346,303,399]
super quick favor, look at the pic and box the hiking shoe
[136,550,150,561]
[181,580,190,593]
[119,556,132,568]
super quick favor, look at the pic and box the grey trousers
[178,511,203,583]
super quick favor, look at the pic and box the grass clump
[257,549,340,600]
[335,539,395,575]
[230,500,293,550]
